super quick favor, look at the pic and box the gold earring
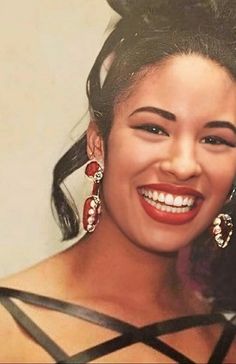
[212,214,233,248]
[83,160,103,232]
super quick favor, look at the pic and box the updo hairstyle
[52,0,236,241]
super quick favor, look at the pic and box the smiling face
[89,54,236,252]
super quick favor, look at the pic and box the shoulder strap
[0,295,69,362]
[0,287,134,332]
[0,287,226,334]
[208,314,236,363]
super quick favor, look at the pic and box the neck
[69,216,185,310]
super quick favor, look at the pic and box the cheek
[203,158,236,206]
[106,126,163,170]
[102,129,147,211]
[105,129,144,175]
[200,147,236,181]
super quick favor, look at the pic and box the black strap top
[0,287,235,363]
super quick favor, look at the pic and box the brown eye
[201,136,235,148]
[135,124,169,136]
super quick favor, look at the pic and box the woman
[0,0,236,362]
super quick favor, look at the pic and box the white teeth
[173,196,183,207]
[143,196,191,214]
[152,190,158,201]
[158,192,165,203]
[141,188,196,208]
[140,187,198,213]
[187,198,194,207]
[161,205,166,211]
[165,194,174,205]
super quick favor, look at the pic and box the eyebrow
[129,106,236,134]
[129,106,176,121]
[205,121,236,134]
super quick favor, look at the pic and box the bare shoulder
[225,338,236,363]
[0,298,25,362]
[0,247,71,296]
[0,250,71,363]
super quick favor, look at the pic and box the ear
[86,121,104,161]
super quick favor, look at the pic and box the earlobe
[86,121,104,161]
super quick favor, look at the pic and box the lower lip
[139,194,203,225]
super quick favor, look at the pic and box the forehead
[115,54,236,120]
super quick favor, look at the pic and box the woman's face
[100,54,236,252]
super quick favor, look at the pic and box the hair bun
[106,0,132,16]
[107,0,166,17]
[106,1,225,19]
[107,1,230,37]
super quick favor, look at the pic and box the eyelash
[134,124,236,148]
[201,136,235,148]
[134,124,169,136]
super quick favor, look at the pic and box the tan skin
[1,54,236,363]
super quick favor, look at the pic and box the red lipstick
[138,183,204,225]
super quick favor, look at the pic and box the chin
[123,224,196,255]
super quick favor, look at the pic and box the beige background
[0,0,116,277]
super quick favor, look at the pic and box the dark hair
[189,190,236,307]
[52,0,236,307]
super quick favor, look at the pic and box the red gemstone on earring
[85,161,100,177]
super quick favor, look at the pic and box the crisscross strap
[208,317,236,364]
[0,287,235,364]
[62,315,232,364]
[0,296,69,362]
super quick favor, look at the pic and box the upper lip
[138,183,204,199]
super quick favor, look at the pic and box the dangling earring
[83,160,103,232]
[229,185,236,201]
[212,213,233,248]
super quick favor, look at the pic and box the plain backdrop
[0,0,116,277]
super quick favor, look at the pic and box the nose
[160,139,202,181]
